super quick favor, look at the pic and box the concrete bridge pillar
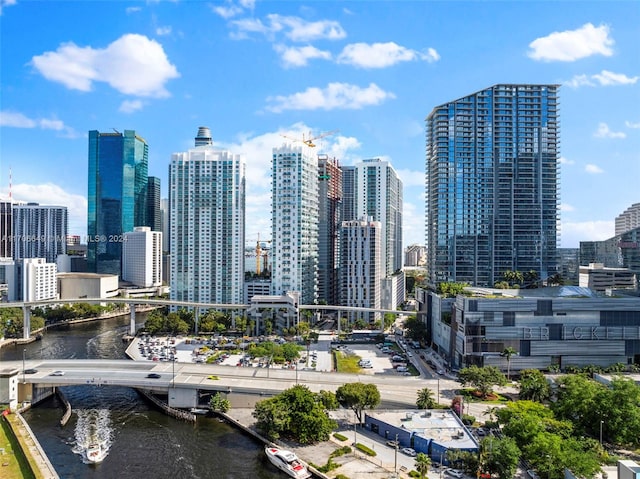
[22,305,31,340]
[130,306,136,335]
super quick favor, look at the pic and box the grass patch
[458,388,510,402]
[1,413,38,479]
[334,351,362,373]
[333,432,348,441]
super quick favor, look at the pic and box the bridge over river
[3,358,436,410]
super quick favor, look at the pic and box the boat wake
[71,408,113,464]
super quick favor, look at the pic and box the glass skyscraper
[425,84,560,287]
[87,130,149,276]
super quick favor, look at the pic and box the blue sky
[1,0,639,249]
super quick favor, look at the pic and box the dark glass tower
[425,84,560,287]
[147,176,161,232]
[87,130,149,276]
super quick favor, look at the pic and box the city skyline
[1,1,639,248]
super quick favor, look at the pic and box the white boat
[265,446,311,478]
[85,441,108,464]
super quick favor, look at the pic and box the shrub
[354,443,376,456]
[333,432,348,441]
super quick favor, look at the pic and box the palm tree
[500,347,517,381]
[416,387,437,409]
[414,452,431,479]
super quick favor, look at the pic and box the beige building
[57,272,119,299]
[579,263,637,293]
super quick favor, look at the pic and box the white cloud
[0,183,87,236]
[230,14,346,42]
[585,164,604,174]
[626,120,640,129]
[337,42,439,68]
[594,122,626,139]
[592,70,638,86]
[274,44,331,68]
[560,203,575,212]
[212,0,254,19]
[0,0,17,15]
[397,169,425,188]
[564,70,638,88]
[564,74,595,88]
[156,26,172,36]
[125,6,141,14]
[265,82,395,113]
[559,156,575,165]
[31,34,180,98]
[528,23,614,62]
[561,220,614,248]
[0,110,77,137]
[119,100,144,113]
[402,199,425,247]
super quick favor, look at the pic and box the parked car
[386,440,399,448]
[401,447,417,457]
[445,469,464,478]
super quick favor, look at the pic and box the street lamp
[600,420,604,446]
[394,433,399,475]
[22,348,26,384]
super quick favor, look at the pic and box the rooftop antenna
[9,167,12,202]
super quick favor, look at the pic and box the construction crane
[280,129,338,148]
[255,233,272,276]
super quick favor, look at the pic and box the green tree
[403,316,427,343]
[518,369,551,402]
[416,387,437,409]
[252,385,337,444]
[209,392,230,413]
[335,382,381,424]
[437,282,468,298]
[414,452,431,479]
[500,347,517,381]
[457,365,507,399]
[482,436,520,479]
[502,270,523,288]
[281,342,301,362]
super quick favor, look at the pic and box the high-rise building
[354,158,403,277]
[12,203,68,263]
[122,227,162,288]
[341,165,356,222]
[160,198,169,252]
[425,84,560,287]
[22,258,57,301]
[169,127,245,306]
[0,200,13,258]
[271,144,319,305]
[616,203,640,236]
[340,218,382,323]
[317,154,342,305]
[147,176,161,232]
[87,129,149,276]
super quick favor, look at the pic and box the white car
[50,370,65,376]
[401,447,417,457]
[445,469,464,478]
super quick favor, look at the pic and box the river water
[0,315,281,479]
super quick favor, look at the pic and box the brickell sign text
[522,326,640,340]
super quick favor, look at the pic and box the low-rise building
[57,272,119,299]
[417,286,640,372]
[364,409,478,463]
